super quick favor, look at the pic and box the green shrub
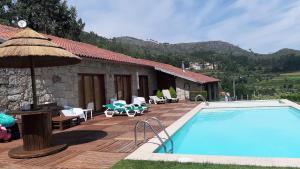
[169,87,177,98]
[280,93,300,102]
[156,90,164,98]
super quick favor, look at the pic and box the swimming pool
[127,100,300,167]
[156,106,300,158]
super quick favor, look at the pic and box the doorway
[115,75,132,103]
[79,74,106,111]
[138,75,149,101]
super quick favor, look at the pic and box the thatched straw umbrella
[0,28,81,109]
[0,28,81,158]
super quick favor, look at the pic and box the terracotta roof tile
[0,24,219,83]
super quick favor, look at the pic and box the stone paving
[0,102,197,169]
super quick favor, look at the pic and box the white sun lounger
[61,108,87,121]
[149,96,166,104]
[162,89,179,102]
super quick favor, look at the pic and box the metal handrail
[145,117,174,153]
[134,120,168,153]
[195,94,208,105]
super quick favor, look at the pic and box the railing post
[143,122,146,143]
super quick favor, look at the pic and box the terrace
[0,102,196,169]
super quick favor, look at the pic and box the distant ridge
[79,32,300,72]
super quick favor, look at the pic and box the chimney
[182,61,185,72]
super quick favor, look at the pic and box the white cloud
[68,0,300,53]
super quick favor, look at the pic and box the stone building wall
[175,77,204,100]
[175,77,219,101]
[0,58,157,111]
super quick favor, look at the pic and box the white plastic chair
[83,102,94,120]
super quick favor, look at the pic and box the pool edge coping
[126,99,300,167]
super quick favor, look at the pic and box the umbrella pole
[30,58,38,110]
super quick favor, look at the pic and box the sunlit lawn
[112,160,299,169]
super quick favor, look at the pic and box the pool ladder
[134,117,174,153]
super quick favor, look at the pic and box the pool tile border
[126,99,300,167]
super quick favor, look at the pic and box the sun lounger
[61,108,87,121]
[162,89,179,102]
[103,100,145,117]
[133,97,150,111]
[149,96,166,104]
[103,103,137,117]
[52,116,80,130]
[114,100,144,115]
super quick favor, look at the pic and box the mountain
[79,32,300,73]
[114,36,253,57]
[271,48,300,56]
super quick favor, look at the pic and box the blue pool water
[156,107,300,158]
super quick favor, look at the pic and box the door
[138,75,149,101]
[79,74,106,111]
[157,71,176,90]
[115,75,132,103]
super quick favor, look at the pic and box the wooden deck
[0,102,197,169]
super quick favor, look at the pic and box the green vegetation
[169,87,177,98]
[156,90,163,98]
[0,0,84,41]
[112,160,298,169]
[250,72,300,102]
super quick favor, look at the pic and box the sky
[67,0,300,54]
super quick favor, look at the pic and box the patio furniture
[114,100,145,114]
[133,97,150,112]
[162,90,179,103]
[52,116,80,130]
[103,100,141,117]
[61,109,87,121]
[0,28,81,158]
[0,113,16,128]
[149,96,166,104]
[83,102,94,120]
[103,104,136,117]
[8,110,67,158]
[103,104,117,118]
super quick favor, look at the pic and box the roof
[0,28,81,68]
[0,24,219,83]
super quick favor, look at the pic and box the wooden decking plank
[94,140,118,151]
[17,150,84,167]
[118,141,136,153]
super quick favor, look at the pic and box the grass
[112,160,299,169]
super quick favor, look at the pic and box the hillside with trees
[79,33,300,73]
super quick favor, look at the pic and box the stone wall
[0,58,157,111]
[175,77,219,101]
[175,77,204,100]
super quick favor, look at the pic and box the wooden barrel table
[8,110,67,159]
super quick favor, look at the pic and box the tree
[0,0,12,25]
[1,0,85,41]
